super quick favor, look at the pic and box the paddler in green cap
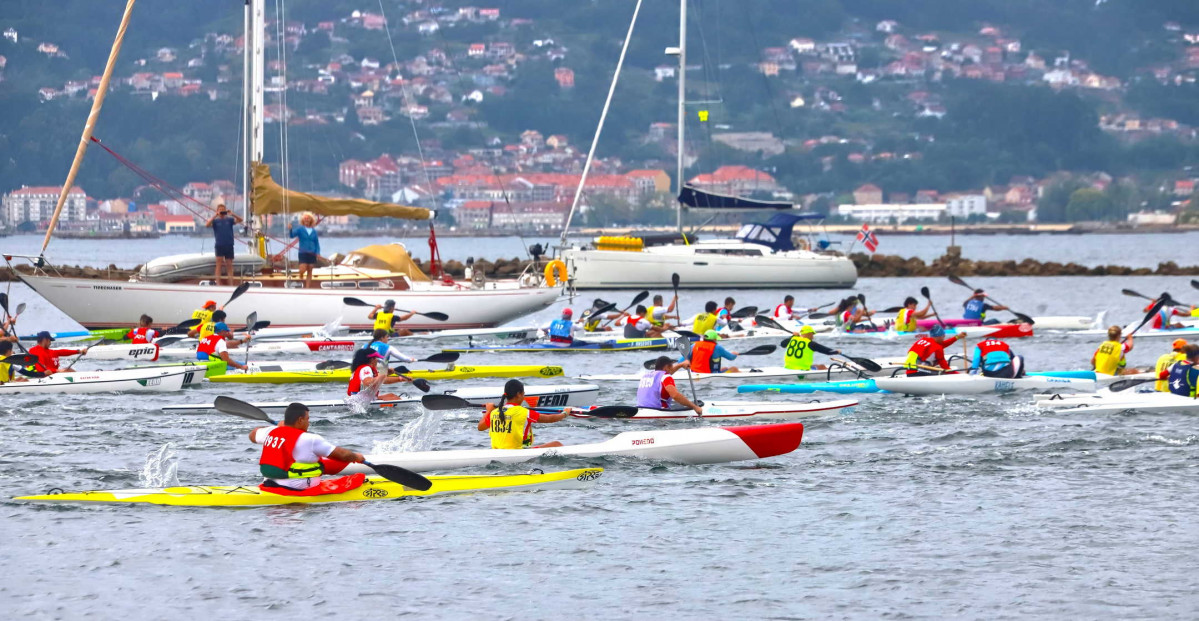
[783,325,842,371]
[684,329,741,373]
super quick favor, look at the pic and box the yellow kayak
[206,364,564,384]
[15,468,602,507]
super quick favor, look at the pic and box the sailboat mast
[674,0,687,233]
[243,0,265,224]
[241,0,252,220]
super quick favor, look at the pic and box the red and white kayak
[569,399,857,421]
[340,422,805,473]
[162,383,601,413]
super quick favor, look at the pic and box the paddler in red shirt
[126,314,160,344]
[28,330,88,375]
[903,324,964,376]
[249,402,367,494]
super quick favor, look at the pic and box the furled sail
[678,185,795,211]
[252,163,433,220]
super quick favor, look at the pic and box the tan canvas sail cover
[252,162,433,220]
[341,244,430,281]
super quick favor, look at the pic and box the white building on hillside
[944,194,987,218]
[3,186,88,225]
[838,203,946,223]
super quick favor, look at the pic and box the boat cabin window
[735,224,777,245]
[695,248,765,256]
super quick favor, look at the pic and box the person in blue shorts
[289,213,323,288]
[205,203,243,286]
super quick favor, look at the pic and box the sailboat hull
[562,245,858,289]
[19,274,559,330]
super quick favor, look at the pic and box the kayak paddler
[0,314,17,343]
[126,314,159,344]
[348,347,408,401]
[969,338,1025,378]
[683,329,740,374]
[962,288,1007,323]
[478,379,568,448]
[196,319,249,372]
[366,329,416,365]
[1148,301,1190,331]
[250,402,367,494]
[783,325,841,371]
[1156,338,1189,392]
[773,295,815,322]
[543,308,577,345]
[646,294,677,330]
[637,356,702,414]
[895,296,932,332]
[833,296,873,332]
[187,300,219,338]
[623,305,672,339]
[690,301,720,334]
[716,297,737,327]
[0,341,30,384]
[1166,344,1199,398]
[368,299,416,337]
[29,331,88,375]
[1091,325,1136,375]
[904,324,964,376]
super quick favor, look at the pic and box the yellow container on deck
[595,236,644,251]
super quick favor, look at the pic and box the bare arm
[248,427,265,442]
[220,351,247,370]
[328,446,364,463]
[477,403,495,431]
[664,384,702,414]
[367,307,380,319]
[537,411,568,423]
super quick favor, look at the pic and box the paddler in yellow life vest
[1155,338,1190,391]
[368,299,416,337]
[895,296,933,332]
[0,341,29,384]
[477,380,569,449]
[187,299,219,338]
[646,294,677,330]
[1091,325,1137,375]
[689,301,720,335]
[783,325,843,371]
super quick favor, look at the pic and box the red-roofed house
[853,183,883,204]
[689,165,781,195]
[1175,179,1195,196]
[554,67,574,89]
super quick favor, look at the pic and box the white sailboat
[14,0,558,330]
[557,0,858,290]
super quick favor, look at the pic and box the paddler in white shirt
[773,295,816,322]
[249,402,367,494]
[366,329,417,365]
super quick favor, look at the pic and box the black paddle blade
[342,296,372,307]
[1131,298,1168,334]
[920,286,931,298]
[807,312,831,320]
[671,273,680,288]
[316,360,351,370]
[417,311,450,321]
[177,318,202,329]
[741,344,777,356]
[1108,378,1152,392]
[1012,312,1035,325]
[882,306,902,313]
[947,275,968,288]
[392,365,411,375]
[754,315,785,332]
[421,394,474,410]
[424,352,460,364]
[643,358,656,369]
[584,405,641,419]
[226,282,251,306]
[730,305,758,319]
[154,336,185,347]
[631,290,650,305]
[213,396,275,423]
[3,354,38,367]
[674,329,700,340]
[363,461,433,491]
[249,320,271,332]
[0,292,7,313]
[848,356,882,373]
[1191,279,1198,290]
[1121,288,1148,299]
[412,378,432,392]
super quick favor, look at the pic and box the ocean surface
[2,237,1198,619]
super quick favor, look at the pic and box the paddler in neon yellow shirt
[1155,338,1189,391]
[187,299,219,338]
[895,296,933,332]
[477,380,568,449]
[783,325,843,371]
[690,301,720,335]
[1091,326,1137,375]
[368,299,416,336]
[646,294,677,329]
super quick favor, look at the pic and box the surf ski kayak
[822,323,1033,340]
[339,422,805,473]
[579,360,906,383]
[738,379,883,394]
[84,343,162,361]
[569,399,857,421]
[0,367,194,394]
[158,340,359,358]
[442,338,673,353]
[871,374,1097,395]
[1074,325,1199,340]
[19,328,129,343]
[1034,391,1199,415]
[207,364,565,384]
[395,326,541,342]
[162,383,601,413]
[14,468,602,507]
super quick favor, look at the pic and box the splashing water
[140,442,181,487]
[371,410,446,454]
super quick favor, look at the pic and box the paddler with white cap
[783,325,843,371]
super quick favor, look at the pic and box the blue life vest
[1168,361,1198,397]
[963,298,988,321]
[368,341,391,358]
[548,319,573,343]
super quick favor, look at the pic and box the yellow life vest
[0,355,12,383]
[784,336,815,370]
[647,306,665,326]
[199,321,217,338]
[583,317,601,332]
[373,311,395,332]
[488,404,532,449]
[895,308,917,332]
[1155,352,1186,392]
[192,308,214,337]
[1093,340,1126,375]
[692,313,717,335]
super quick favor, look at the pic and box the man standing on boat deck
[29,331,87,375]
[637,356,702,413]
[368,299,416,336]
[250,403,366,491]
[205,203,243,286]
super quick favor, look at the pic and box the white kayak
[579,359,907,383]
[162,383,601,413]
[0,367,193,394]
[1034,391,1199,415]
[84,343,162,361]
[398,326,541,342]
[1030,313,1103,331]
[872,374,1098,395]
[1074,325,1199,340]
[569,399,857,421]
[341,422,806,473]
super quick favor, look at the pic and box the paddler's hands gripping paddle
[342,297,449,321]
[385,365,432,392]
[0,294,29,353]
[947,276,1034,325]
[599,290,649,328]
[213,396,432,491]
[755,315,883,373]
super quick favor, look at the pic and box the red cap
[562,308,573,317]
[203,300,217,308]
[1173,338,1188,350]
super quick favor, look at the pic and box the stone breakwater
[4,254,1197,282]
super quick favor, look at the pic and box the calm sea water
[2,238,1198,619]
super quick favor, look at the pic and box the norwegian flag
[856,224,880,253]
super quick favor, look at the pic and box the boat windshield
[735,224,777,246]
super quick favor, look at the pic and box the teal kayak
[738,379,881,394]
